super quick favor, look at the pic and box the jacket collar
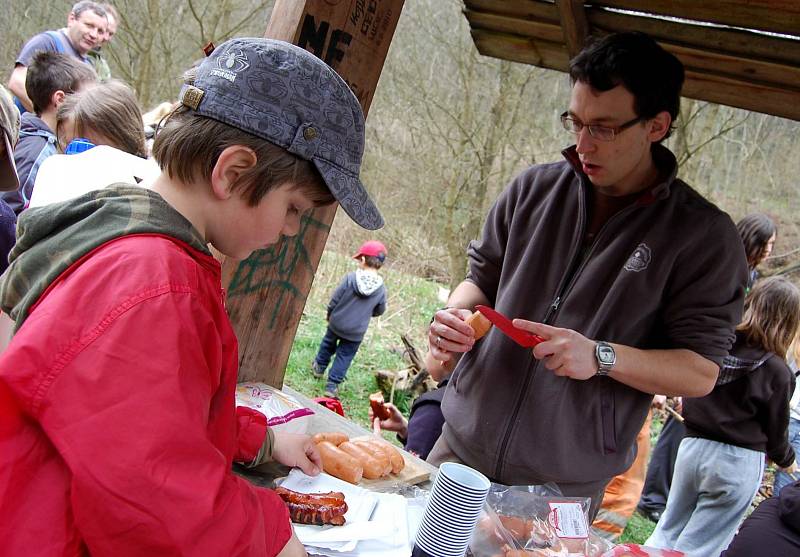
[20,112,55,138]
[561,143,679,206]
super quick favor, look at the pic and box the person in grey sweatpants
[645,438,764,556]
[646,277,800,556]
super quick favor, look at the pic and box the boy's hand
[272,432,322,476]
[369,402,408,438]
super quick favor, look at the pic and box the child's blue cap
[178,38,383,230]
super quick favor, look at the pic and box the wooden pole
[220,0,404,386]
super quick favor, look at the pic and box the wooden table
[236,385,436,490]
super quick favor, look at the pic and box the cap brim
[0,131,19,192]
[314,158,384,231]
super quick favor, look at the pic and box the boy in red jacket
[0,38,383,557]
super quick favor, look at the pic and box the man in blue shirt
[8,1,107,112]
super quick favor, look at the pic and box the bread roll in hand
[466,310,492,339]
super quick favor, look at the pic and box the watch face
[598,345,615,364]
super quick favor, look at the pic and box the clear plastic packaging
[235,382,314,434]
[469,483,613,557]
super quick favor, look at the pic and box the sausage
[338,441,387,479]
[466,310,492,339]
[312,432,349,446]
[369,391,392,421]
[275,486,345,506]
[360,437,405,474]
[316,440,363,484]
[496,514,534,540]
[274,486,348,526]
[351,440,392,476]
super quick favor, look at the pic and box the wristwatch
[595,341,616,376]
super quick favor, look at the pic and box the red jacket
[0,234,290,556]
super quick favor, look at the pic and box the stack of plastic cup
[412,462,491,557]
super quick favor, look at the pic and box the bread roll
[466,310,492,339]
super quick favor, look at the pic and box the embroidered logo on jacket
[210,49,249,82]
[624,243,651,272]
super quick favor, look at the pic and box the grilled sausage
[369,391,392,421]
[275,486,348,526]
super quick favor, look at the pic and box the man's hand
[513,320,597,380]
[652,395,667,409]
[369,402,408,438]
[271,432,322,476]
[429,308,475,362]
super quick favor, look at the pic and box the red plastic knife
[475,305,545,348]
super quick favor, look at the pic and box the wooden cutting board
[352,435,433,489]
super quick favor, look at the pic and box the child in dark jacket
[646,276,800,557]
[313,240,387,397]
[2,51,95,213]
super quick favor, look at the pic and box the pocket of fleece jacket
[599,379,617,454]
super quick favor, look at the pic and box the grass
[618,512,657,544]
[282,251,659,545]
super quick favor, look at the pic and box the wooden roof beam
[592,0,800,38]
[555,0,589,57]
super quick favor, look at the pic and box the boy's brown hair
[152,105,334,208]
[56,79,146,157]
[738,276,800,357]
[25,51,97,115]
[163,38,382,229]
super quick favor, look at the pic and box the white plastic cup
[413,463,490,557]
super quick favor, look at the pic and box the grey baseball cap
[178,38,383,230]
[0,84,20,193]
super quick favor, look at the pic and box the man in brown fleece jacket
[427,32,748,518]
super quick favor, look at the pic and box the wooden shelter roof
[463,0,800,121]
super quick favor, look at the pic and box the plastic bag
[469,482,613,557]
[235,382,314,434]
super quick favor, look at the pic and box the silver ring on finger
[436,335,442,348]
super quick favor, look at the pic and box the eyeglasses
[560,112,645,142]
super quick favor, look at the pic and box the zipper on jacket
[493,178,589,480]
[492,178,647,480]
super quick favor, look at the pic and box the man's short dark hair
[25,51,97,115]
[569,32,685,140]
[71,1,107,19]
